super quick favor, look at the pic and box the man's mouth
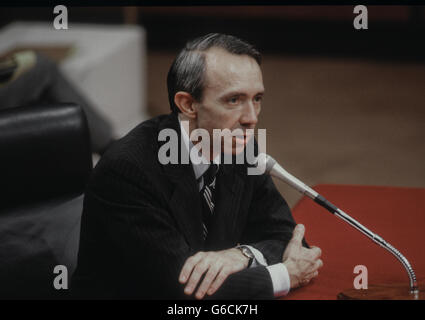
[234,132,254,146]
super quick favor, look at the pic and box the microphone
[258,153,419,294]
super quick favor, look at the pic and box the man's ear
[174,91,197,119]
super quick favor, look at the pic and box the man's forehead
[203,47,263,89]
[204,47,259,71]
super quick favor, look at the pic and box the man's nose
[240,102,258,127]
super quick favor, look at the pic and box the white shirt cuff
[266,263,291,297]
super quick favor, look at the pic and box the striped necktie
[200,164,219,240]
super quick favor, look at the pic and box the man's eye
[254,96,263,103]
[228,97,239,104]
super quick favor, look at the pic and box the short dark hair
[167,33,262,113]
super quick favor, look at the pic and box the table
[283,184,425,300]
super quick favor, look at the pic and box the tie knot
[203,164,219,187]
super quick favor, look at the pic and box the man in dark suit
[72,33,322,299]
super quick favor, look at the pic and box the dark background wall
[1,6,424,61]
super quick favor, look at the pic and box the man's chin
[219,135,255,158]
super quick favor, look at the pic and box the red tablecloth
[282,184,425,300]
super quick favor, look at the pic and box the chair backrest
[0,103,92,208]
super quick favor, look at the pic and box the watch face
[242,247,254,259]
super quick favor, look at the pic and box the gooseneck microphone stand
[261,154,419,295]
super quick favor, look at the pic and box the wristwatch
[236,245,254,267]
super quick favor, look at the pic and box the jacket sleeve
[241,173,301,265]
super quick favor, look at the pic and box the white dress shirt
[178,115,290,297]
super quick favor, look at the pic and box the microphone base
[338,283,424,300]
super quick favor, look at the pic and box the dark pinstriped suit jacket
[72,112,298,299]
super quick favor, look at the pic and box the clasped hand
[282,224,323,288]
[179,224,323,299]
[179,248,249,299]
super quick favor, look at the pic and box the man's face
[194,47,264,156]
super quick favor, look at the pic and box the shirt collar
[178,114,220,180]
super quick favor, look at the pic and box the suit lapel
[205,164,245,250]
[166,165,204,251]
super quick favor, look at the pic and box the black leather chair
[0,103,92,299]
